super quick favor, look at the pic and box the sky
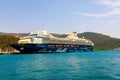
[0,0,120,38]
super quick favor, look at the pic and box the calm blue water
[0,50,120,80]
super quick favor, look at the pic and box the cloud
[98,0,120,7]
[73,8,120,18]
[105,20,116,26]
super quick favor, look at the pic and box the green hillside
[0,34,18,52]
[0,32,120,52]
[78,32,120,50]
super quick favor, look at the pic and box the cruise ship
[11,31,94,53]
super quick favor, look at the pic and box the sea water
[0,50,120,80]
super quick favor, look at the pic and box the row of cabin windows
[48,44,79,47]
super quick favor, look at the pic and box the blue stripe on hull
[11,43,93,53]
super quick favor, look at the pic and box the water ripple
[0,50,120,80]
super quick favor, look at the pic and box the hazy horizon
[0,0,120,38]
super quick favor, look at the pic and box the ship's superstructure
[11,31,94,53]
